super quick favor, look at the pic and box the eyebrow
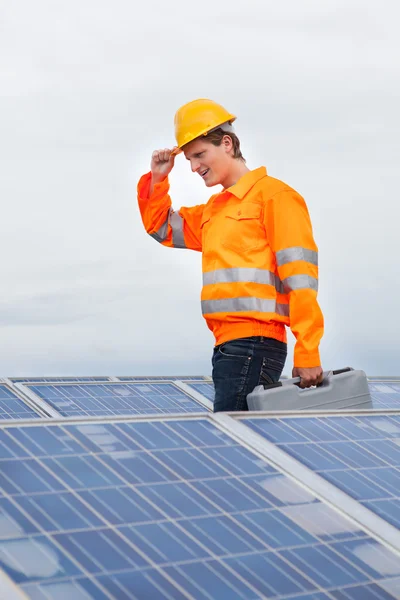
[185,150,205,160]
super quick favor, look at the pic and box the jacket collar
[226,166,267,199]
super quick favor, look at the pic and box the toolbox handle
[332,367,353,375]
[280,367,354,389]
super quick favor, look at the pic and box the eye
[195,152,204,158]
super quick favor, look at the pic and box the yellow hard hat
[174,98,236,150]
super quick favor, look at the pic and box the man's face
[183,137,232,187]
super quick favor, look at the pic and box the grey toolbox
[247,367,373,411]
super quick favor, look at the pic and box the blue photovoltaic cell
[27,383,209,417]
[187,382,215,401]
[0,418,400,599]
[117,376,209,381]
[12,377,110,383]
[368,382,400,409]
[244,414,400,533]
[0,385,40,420]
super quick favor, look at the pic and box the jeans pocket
[218,341,252,360]
[265,355,286,371]
[259,355,286,385]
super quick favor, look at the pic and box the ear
[222,134,233,153]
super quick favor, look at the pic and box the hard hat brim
[170,147,182,157]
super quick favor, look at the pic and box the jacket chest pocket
[200,214,211,248]
[221,203,264,253]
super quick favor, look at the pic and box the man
[137,98,324,411]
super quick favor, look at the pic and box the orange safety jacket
[137,166,324,367]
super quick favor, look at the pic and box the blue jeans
[212,336,287,412]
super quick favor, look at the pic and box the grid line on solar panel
[243,414,400,535]
[0,385,40,421]
[1,418,400,599]
[25,383,209,417]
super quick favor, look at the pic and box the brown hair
[205,128,245,161]
[188,127,245,161]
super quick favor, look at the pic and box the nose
[190,159,200,173]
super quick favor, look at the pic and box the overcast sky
[0,0,398,377]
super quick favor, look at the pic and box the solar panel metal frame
[368,376,400,381]
[11,382,63,418]
[174,381,214,411]
[0,571,27,599]
[0,381,50,419]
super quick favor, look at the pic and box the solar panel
[26,383,209,417]
[1,417,400,599]
[0,384,40,420]
[186,382,215,401]
[11,377,111,383]
[117,376,209,381]
[243,414,400,533]
[369,382,400,409]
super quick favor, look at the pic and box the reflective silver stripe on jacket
[203,267,275,287]
[203,268,317,293]
[282,274,318,292]
[276,246,318,267]
[150,209,186,249]
[201,297,289,316]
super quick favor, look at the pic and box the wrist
[151,173,167,186]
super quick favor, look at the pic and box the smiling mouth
[200,169,210,178]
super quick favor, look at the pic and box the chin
[204,177,220,188]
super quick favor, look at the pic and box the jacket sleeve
[137,172,205,252]
[265,189,324,368]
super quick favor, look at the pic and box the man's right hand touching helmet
[150,148,177,185]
